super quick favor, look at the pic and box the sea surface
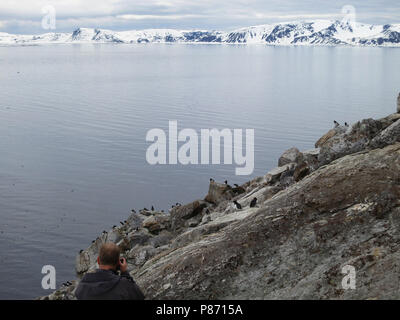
[0,44,399,299]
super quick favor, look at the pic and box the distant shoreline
[1,20,400,47]
[1,42,399,48]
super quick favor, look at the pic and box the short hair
[98,243,120,266]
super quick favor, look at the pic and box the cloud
[0,0,398,34]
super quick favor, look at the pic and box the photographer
[75,242,145,300]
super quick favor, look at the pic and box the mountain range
[1,20,399,46]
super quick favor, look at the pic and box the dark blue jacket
[75,269,145,300]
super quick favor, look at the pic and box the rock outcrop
[42,111,400,300]
[278,147,302,167]
[397,93,400,113]
[316,114,400,165]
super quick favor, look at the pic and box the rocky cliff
[43,110,400,300]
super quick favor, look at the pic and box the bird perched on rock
[250,197,257,208]
[233,200,242,210]
[79,249,83,253]
[210,178,214,182]
[224,180,228,184]
[333,120,340,127]
[345,122,349,127]
[131,209,136,213]
[151,206,154,211]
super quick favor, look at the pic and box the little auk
[233,200,242,210]
[250,197,257,208]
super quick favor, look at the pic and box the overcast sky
[0,0,399,34]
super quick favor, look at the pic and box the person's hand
[119,257,128,273]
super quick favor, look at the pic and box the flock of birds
[210,178,257,210]
[80,115,354,256]
[127,179,258,222]
[126,179,256,216]
[80,178,257,255]
[78,120,352,265]
[232,197,257,210]
[127,178,256,217]
[334,120,349,128]
[65,118,359,291]
[77,120,352,255]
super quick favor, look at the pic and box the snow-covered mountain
[1,20,399,46]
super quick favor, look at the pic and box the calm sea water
[0,44,399,299]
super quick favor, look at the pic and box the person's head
[97,242,121,270]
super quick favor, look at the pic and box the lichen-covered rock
[302,148,320,171]
[293,161,310,181]
[316,114,400,167]
[238,185,281,207]
[75,228,124,274]
[139,209,152,216]
[377,113,400,128]
[126,211,145,228]
[75,250,92,275]
[278,147,303,167]
[126,230,152,247]
[135,143,400,299]
[369,119,400,149]
[170,200,207,231]
[315,127,345,148]
[148,231,173,248]
[317,118,383,165]
[187,217,201,228]
[171,221,230,249]
[40,280,77,300]
[397,93,400,113]
[204,181,235,204]
[142,214,171,234]
[127,245,160,267]
[265,163,295,184]
[45,110,400,301]
[75,223,145,274]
